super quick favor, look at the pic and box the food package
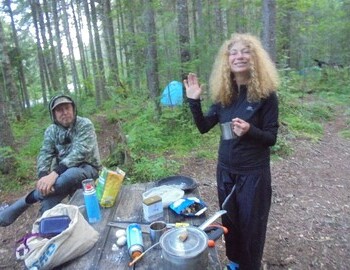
[96,167,125,207]
[169,197,207,216]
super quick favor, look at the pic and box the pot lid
[160,227,208,258]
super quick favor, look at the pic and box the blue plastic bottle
[83,180,101,223]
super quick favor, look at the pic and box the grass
[1,68,349,191]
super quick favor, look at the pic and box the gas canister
[126,223,144,259]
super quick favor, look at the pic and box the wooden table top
[59,182,222,270]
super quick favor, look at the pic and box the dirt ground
[1,105,349,269]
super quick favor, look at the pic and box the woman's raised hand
[183,73,202,100]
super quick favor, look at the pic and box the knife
[107,221,190,233]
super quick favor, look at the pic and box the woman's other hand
[232,118,250,137]
[183,73,202,100]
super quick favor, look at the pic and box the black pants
[217,167,272,270]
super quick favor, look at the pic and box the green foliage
[109,93,218,182]
[0,146,14,159]
[3,69,349,192]
[271,136,293,159]
[129,156,180,183]
[340,130,350,139]
[10,106,48,179]
[339,107,350,139]
[277,68,349,147]
[0,174,22,192]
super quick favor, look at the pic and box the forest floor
[0,105,349,270]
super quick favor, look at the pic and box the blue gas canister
[82,179,101,223]
[126,223,144,259]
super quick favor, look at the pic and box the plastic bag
[96,167,125,207]
[169,197,207,216]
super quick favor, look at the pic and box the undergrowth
[1,68,349,191]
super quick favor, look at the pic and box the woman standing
[184,33,279,270]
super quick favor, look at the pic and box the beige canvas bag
[16,203,99,270]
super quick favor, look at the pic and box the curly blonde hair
[209,33,279,106]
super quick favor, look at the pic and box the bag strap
[16,233,40,255]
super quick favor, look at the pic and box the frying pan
[156,175,198,192]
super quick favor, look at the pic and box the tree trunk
[124,0,141,92]
[213,0,224,43]
[36,0,57,94]
[262,0,277,62]
[70,0,91,95]
[117,0,130,85]
[82,0,102,106]
[102,0,121,87]
[235,1,247,33]
[52,0,69,94]
[176,0,191,80]
[43,0,61,92]
[90,0,108,102]
[5,0,31,111]
[143,0,161,118]
[0,21,16,174]
[30,0,48,105]
[61,0,81,95]
[0,19,22,121]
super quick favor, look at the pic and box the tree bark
[36,0,57,94]
[4,0,31,110]
[0,18,22,121]
[61,0,81,95]
[43,0,61,92]
[30,0,48,105]
[70,0,91,95]
[0,20,16,174]
[90,0,108,102]
[176,0,191,80]
[102,0,121,87]
[52,0,69,94]
[143,0,161,118]
[213,0,224,43]
[262,0,277,62]
[124,0,141,92]
[82,0,102,106]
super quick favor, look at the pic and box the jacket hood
[48,94,77,126]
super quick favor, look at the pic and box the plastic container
[82,179,101,223]
[39,215,71,238]
[126,223,144,259]
[142,186,184,208]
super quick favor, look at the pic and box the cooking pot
[159,226,208,270]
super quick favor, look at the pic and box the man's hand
[183,73,202,100]
[37,171,58,196]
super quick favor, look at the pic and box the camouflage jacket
[37,116,102,177]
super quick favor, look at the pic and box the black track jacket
[188,86,279,174]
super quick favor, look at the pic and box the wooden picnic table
[60,182,223,270]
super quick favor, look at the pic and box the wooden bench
[59,182,222,270]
